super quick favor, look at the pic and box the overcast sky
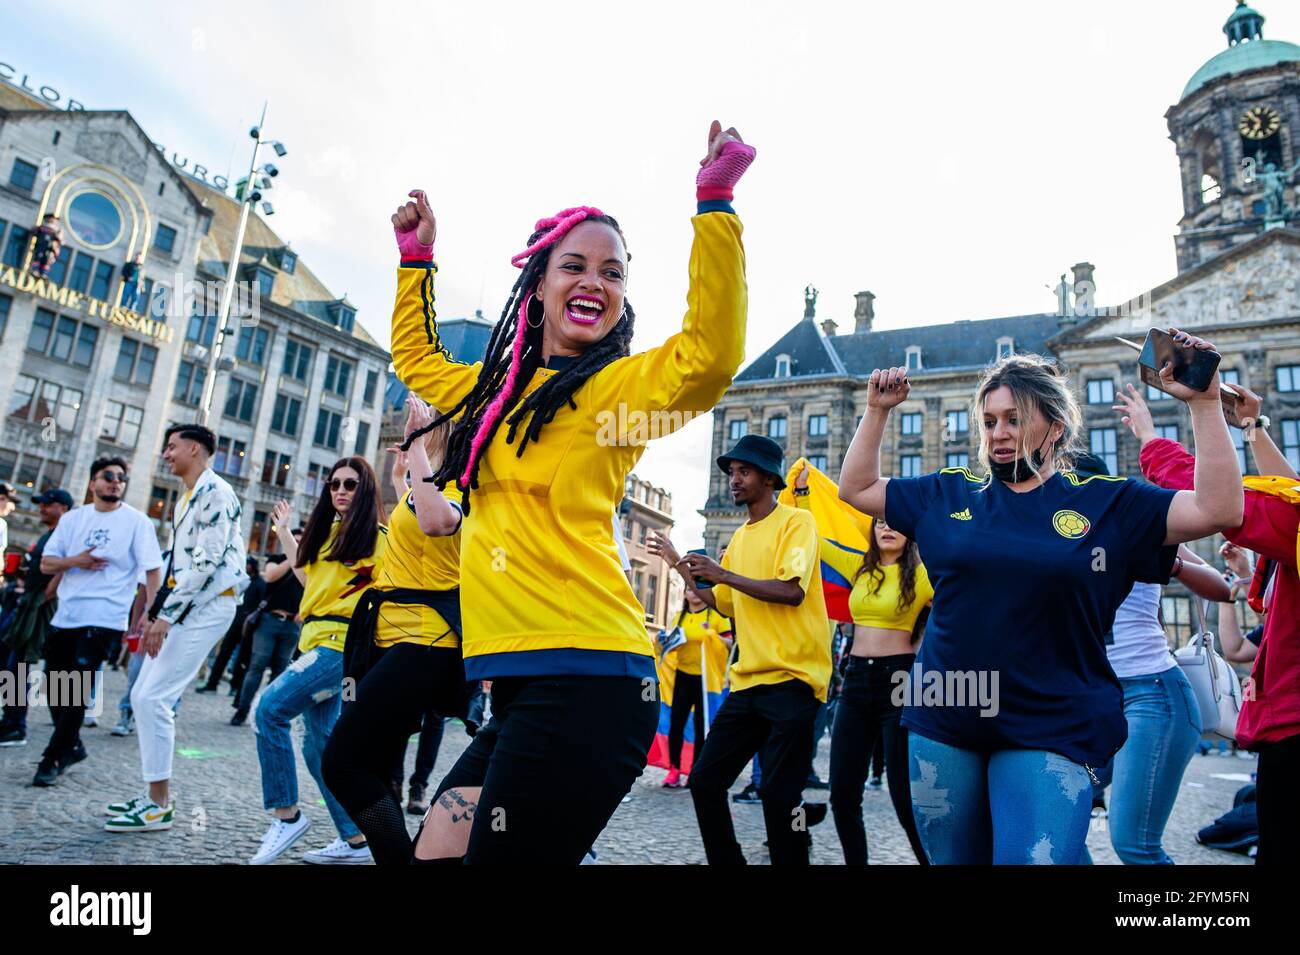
[7,0,1296,548]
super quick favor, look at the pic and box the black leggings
[668,671,706,770]
[432,675,658,864]
[322,642,467,865]
[829,654,928,865]
[1254,729,1300,864]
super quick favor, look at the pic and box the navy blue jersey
[886,467,1178,767]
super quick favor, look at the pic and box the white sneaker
[302,837,372,865]
[250,814,312,865]
[104,799,174,832]
[105,793,151,816]
[83,714,99,728]
[111,715,134,737]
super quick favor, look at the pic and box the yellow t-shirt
[297,523,388,653]
[713,503,832,701]
[675,608,732,675]
[373,488,462,648]
[391,212,747,678]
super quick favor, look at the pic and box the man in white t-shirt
[34,457,162,787]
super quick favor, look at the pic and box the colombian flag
[646,620,730,772]
[777,457,874,623]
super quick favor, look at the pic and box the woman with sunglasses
[322,395,470,865]
[791,463,931,865]
[248,457,387,866]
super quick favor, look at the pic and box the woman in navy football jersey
[836,329,1243,864]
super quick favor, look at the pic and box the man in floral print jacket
[105,424,249,833]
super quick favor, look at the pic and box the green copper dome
[1181,2,1300,100]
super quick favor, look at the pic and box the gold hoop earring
[525,292,545,329]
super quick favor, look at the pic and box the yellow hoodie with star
[391,211,746,680]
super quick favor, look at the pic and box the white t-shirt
[1106,582,1176,679]
[45,503,163,631]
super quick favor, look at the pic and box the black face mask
[989,431,1053,483]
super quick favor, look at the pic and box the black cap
[32,488,74,508]
[0,481,15,499]
[717,434,787,490]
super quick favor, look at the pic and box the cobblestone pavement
[0,665,1256,865]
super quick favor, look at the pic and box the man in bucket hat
[648,434,831,864]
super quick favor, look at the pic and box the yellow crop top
[795,495,932,632]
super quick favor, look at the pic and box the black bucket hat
[717,434,787,490]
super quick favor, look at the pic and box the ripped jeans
[909,732,1093,864]
[254,645,360,841]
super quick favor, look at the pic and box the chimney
[820,317,838,337]
[854,291,875,333]
[1071,262,1096,318]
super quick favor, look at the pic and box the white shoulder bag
[1173,595,1244,740]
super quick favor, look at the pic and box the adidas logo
[949,508,972,521]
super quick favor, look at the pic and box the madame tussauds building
[0,79,390,558]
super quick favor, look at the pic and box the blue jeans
[909,732,1093,864]
[254,646,359,841]
[1104,667,1200,865]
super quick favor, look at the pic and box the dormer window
[774,354,792,378]
[996,337,1014,360]
[326,299,356,332]
[905,346,922,371]
[241,263,276,300]
[281,248,297,275]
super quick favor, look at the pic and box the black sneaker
[806,774,830,790]
[732,783,761,804]
[59,741,88,774]
[407,783,428,816]
[195,685,217,694]
[32,759,60,787]
[230,711,248,727]
[0,727,27,747]
[803,801,829,827]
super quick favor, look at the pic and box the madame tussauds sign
[0,265,174,343]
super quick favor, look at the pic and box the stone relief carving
[1086,243,1300,338]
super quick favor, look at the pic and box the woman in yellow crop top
[390,121,755,864]
[249,456,386,866]
[322,395,470,866]
[793,464,931,865]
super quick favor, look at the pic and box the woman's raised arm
[391,190,483,413]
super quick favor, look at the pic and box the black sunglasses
[328,478,359,492]
[98,472,129,484]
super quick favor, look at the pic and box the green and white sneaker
[105,793,150,816]
[104,799,174,832]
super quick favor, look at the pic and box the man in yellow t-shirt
[667,435,831,866]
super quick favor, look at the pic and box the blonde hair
[971,353,1082,480]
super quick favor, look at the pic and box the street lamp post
[197,104,286,425]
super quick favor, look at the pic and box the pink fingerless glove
[696,140,757,202]
[395,225,434,262]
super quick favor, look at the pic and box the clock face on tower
[1239,105,1281,141]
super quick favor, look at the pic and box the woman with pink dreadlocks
[390,120,754,864]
